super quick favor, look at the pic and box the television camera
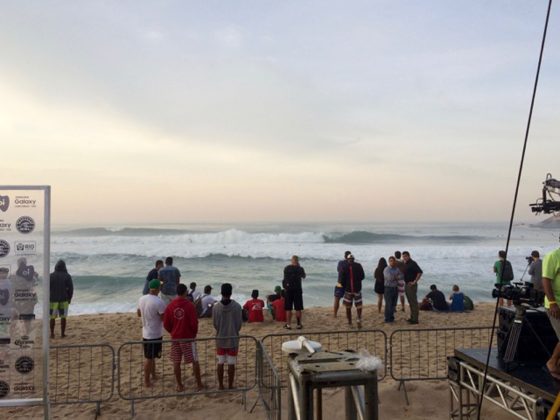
[529,173,560,214]
[491,281,544,308]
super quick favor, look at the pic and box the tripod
[502,304,552,369]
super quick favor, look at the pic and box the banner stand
[0,186,50,419]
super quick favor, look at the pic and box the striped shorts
[343,292,363,307]
[170,341,198,364]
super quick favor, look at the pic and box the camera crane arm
[529,173,560,214]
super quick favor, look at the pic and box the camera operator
[543,245,560,379]
[527,250,543,292]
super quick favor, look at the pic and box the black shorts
[284,289,304,311]
[143,337,163,359]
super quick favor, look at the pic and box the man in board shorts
[164,283,203,391]
[334,251,351,317]
[283,255,306,330]
[213,283,242,389]
[339,254,365,328]
[49,260,73,339]
[137,279,166,388]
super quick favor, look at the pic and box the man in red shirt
[163,283,204,392]
[271,290,287,322]
[243,290,265,323]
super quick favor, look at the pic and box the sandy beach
[1,302,521,419]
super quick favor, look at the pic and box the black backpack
[502,260,514,281]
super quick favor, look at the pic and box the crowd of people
[45,245,556,392]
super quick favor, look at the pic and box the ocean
[49,222,560,315]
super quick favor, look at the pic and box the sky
[1,1,559,224]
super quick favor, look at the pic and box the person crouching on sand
[137,279,166,388]
[213,283,243,389]
[163,283,204,392]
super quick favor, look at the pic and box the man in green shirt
[543,247,560,379]
[493,250,513,307]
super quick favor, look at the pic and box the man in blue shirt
[158,257,181,305]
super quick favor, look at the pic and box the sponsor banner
[0,187,48,406]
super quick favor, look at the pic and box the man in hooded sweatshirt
[213,283,243,389]
[50,260,74,338]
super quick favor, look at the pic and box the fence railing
[117,335,258,408]
[389,326,494,381]
[257,341,281,420]
[50,344,115,415]
[261,329,388,388]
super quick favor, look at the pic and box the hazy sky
[1,1,559,224]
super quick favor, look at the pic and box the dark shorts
[285,289,304,311]
[143,337,163,359]
[334,286,345,298]
[343,292,363,307]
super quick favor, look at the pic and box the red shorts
[216,347,238,365]
[216,347,238,356]
[170,341,198,364]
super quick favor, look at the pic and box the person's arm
[67,275,74,303]
[213,307,220,332]
[414,262,423,283]
[191,305,199,336]
[137,308,141,317]
[163,307,172,333]
[528,262,535,276]
[301,267,306,279]
[235,305,243,333]
[176,268,181,284]
[543,277,559,318]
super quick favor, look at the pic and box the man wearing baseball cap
[137,279,166,388]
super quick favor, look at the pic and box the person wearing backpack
[494,250,514,306]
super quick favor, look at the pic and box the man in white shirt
[137,279,166,388]
[199,285,218,318]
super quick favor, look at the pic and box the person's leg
[227,364,236,389]
[548,343,560,376]
[50,319,55,339]
[410,283,419,323]
[356,306,363,329]
[383,290,391,322]
[377,293,383,313]
[346,305,352,325]
[173,362,184,391]
[144,359,153,387]
[286,310,292,328]
[60,318,67,337]
[334,296,340,317]
[217,363,225,389]
[295,310,302,326]
[193,361,203,390]
[400,294,406,311]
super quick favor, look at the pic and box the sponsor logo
[14,335,34,349]
[15,216,35,234]
[13,289,35,299]
[13,382,34,393]
[0,196,9,213]
[0,221,11,233]
[0,380,9,398]
[14,241,36,256]
[15,356,34,374]
[14,196,36,209]
[0,241,9,258]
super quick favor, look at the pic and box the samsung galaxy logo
[14,196,36,209]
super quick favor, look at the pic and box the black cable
[476,0,553,417]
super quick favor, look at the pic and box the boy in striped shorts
[163,283,204,392]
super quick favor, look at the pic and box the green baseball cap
[149,279,161,289]
[274,285,282,293]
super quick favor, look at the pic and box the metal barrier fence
[50,344,115,416]
[117,335,259,416]
[257,341,281,420]
[390,326,494,381]
[261,329,388,388]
